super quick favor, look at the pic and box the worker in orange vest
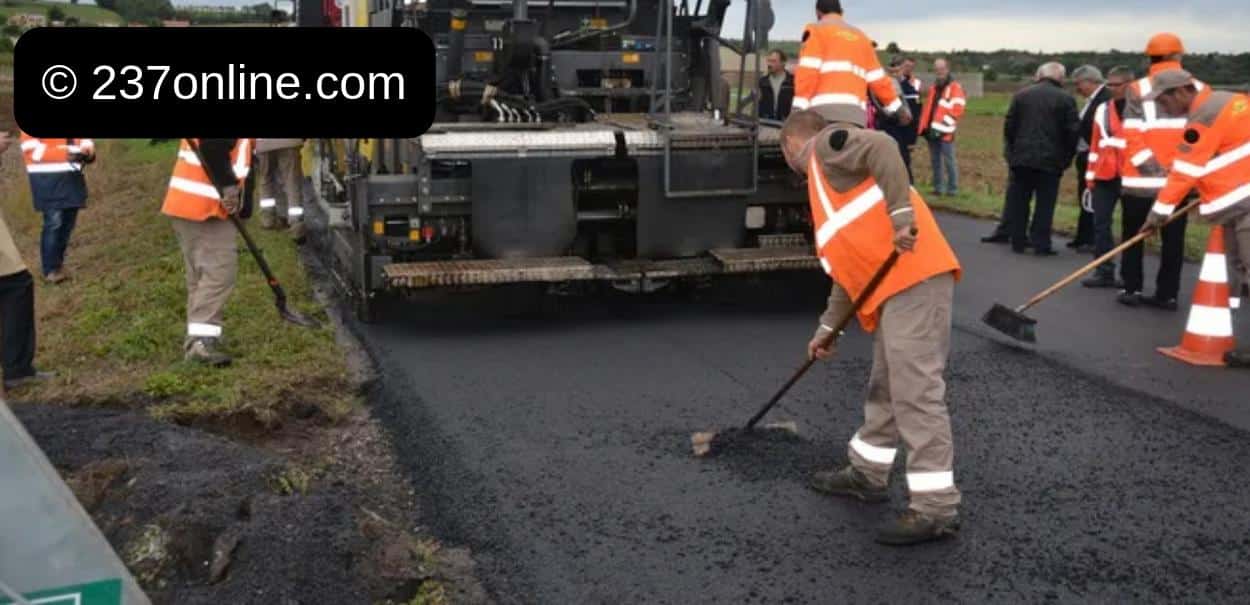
[780,109,963,545]
[1117,33,1202,310]
[1080,66,1136,289]
[793,0,912,129]
[917,58,967,197]
[1139,69,1250,368]
[18,132,95,284]
[161,138,255,367]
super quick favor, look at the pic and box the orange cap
[1146,33,1184,57]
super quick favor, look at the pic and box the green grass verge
[1,138,355,427]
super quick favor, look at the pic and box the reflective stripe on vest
[161,138,254,222]
[19,134,94,174]
[806,153,963,332]
[793,19,894,121]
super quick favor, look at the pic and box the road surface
[351,212,1250,603]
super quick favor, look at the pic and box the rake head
[982,303,1037,343]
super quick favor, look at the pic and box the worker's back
[793,15,900,127]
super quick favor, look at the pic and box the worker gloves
[220,185,243,215]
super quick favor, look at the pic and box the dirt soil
[13,402,489,604]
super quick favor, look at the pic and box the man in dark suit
[758,49,795,121]
[1068,65,1112,251]
[1002,62,1081,255]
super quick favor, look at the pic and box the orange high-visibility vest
[793,16,900,125]
[1154,90,1250,220]
[1121,60,1207,195]
[1086,101,1126,182]
[19,132,94,174]
[918,80,967,142]
[806,153,962,333]
[161,138,254,222]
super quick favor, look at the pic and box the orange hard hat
[1146,33,1185,57]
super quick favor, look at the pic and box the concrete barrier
[0,400,150,605]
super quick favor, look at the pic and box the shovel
[185,139,322,329]
[983,199,1198,343]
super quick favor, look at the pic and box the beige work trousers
[171,217,238,340]
[847,272,960,519]
[257,147,304,222]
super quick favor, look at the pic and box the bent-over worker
[780,109,963,545]
[1139,69,1250,368]
[162,138,255,367]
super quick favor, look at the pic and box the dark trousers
[897,140,914,184]
[1006,167,1062,252]
[0,270,37,380]
[1072,157,1094,245]
[1091,179,1121,274]
[40,208,79,276]
[1121,194,1188,300]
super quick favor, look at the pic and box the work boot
[809,466,889,502]
[4,370,56,392]
[1081,269,1120,289]
[1117,290,1143,307]
[1226,350,1250,368]
[260,209,278,230]
[1142,295,1179,311]
[875,510,961,546]
[185,337,232,367]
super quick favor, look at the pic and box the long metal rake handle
[744,231,912,430]
[1015,198,1200,314]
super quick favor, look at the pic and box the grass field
[0,1,123,24]
[912,92,1212,260]
[0,139,355,429]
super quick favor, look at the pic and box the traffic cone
[1159,225,1236,366]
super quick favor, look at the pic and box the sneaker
[809,466,889,502]
[875,510,961,546]
[44,270,68,284]
[1225,350,1250,368]
[4,370,55,391]
[185,337,232,367]
[1142,295,1179,311]
[1117,290,1143,307]
[1081,272,1120,289]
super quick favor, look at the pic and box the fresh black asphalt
[352,212,1250,604]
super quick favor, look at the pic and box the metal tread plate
[709,247,821,274]
[385,257,596,288]
[383,248,818,289]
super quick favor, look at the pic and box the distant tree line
[762,42,1250,86]
[93,0,279,24]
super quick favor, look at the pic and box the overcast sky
[726,1,1250,53]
